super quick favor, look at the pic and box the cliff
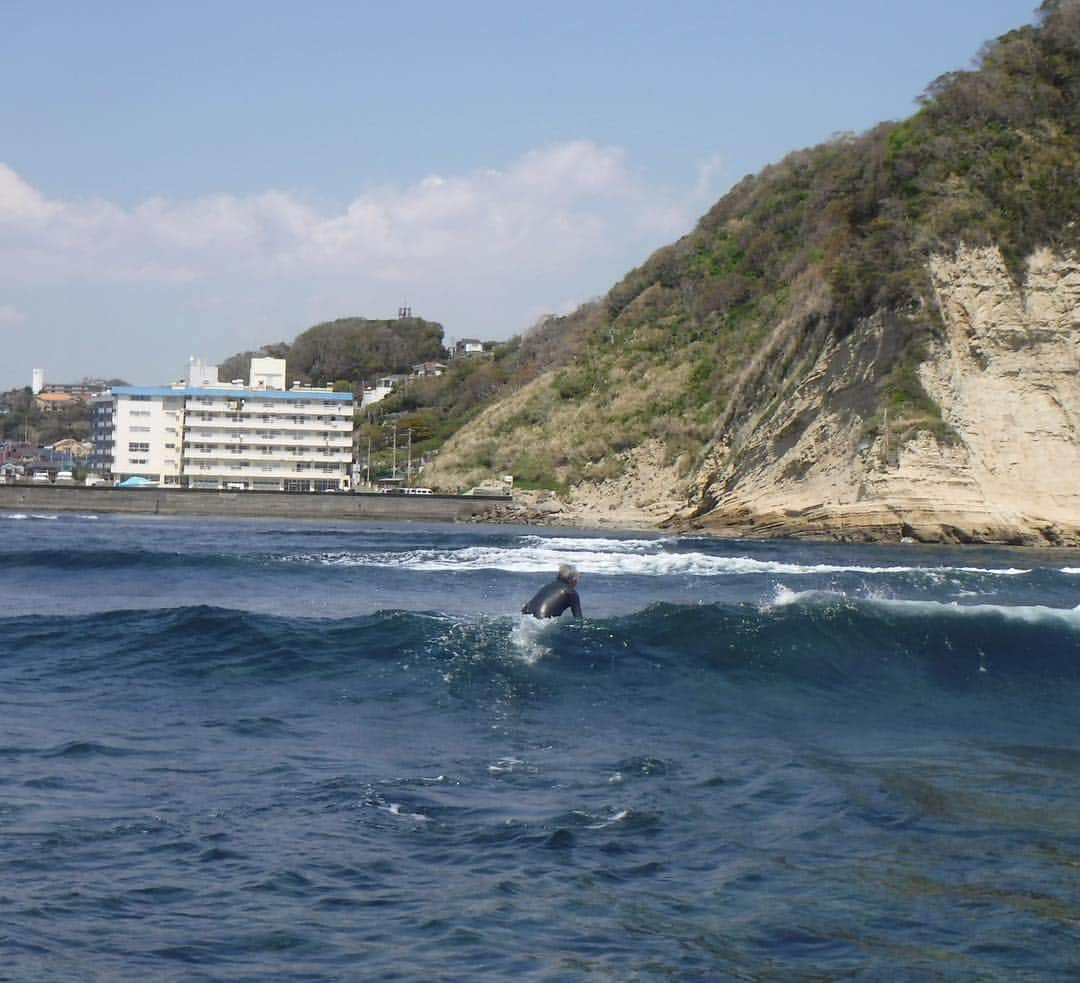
[683,245,1080,544]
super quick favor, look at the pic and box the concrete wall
[0,485,506,523]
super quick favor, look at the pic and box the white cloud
[0,165,58,224]
[0,143,697,287]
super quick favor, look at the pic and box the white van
[55,470,74,482]
[404,487,433,495]
[32,471,51,483]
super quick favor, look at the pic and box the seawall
[0,485,507,523]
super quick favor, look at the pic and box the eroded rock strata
[683,247,1080,544]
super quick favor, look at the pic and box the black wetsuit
[522,577,582,619]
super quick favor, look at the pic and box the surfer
[522,564,582,620]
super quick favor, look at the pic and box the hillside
[425,0,1080,544]
[218,316,446,389]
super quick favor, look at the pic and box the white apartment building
[108,357,355,491]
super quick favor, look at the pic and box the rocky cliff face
[431,247,1079,544]
[685,246,1080,544]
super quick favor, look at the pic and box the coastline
[0,484,505,524]
[474,489,1080,548]
[5,482,1077,548]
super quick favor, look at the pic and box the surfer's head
[558,563,578,585]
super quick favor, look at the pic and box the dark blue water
[2,511,1079,981]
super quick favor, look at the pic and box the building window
[128,442,150,453]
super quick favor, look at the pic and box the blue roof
[112,386,353,403]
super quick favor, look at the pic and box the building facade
[89,393,115,473]
[41,379,110,401]
[103,357,355,491]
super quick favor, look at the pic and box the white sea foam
[585,809,630,830]
[508,615,554,665]
[384,802,430,822]
[874,596,1080,627]
[487,757,526,774]
[520,534,677,554]
[282,537,1030,579]
[1063,568,1080,575]
[768,585,1080,629]
[2,511,97,521]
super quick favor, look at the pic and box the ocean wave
[3,512,107,524]
[277,537,1032,579]
[3,596,1078,700]
[769,585,1080,627]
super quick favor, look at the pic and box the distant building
[360,374,409,409]
[0,441,35,465]
[41,379,110,402]
[411,361,447,378]
[37,440,91,469]
[49,438,91,458]
[89,392,115,473]
[452,339,495,358]
[32,368,43,394]
[98,357,355,491]
[35,391,77,413]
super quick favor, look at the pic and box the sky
[0,0,1041,389]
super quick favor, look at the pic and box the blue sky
[0,0,1039,388]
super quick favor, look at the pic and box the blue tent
[116,476,158,488]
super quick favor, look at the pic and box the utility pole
[405,428,413,483]
[366,433,372,489]
[390,422,398,479]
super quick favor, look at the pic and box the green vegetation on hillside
[0,388,92,444]
[428,0,1080,491]
[363,340,525,476]
[218,317,446,391]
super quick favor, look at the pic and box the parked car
[55,470,74,482]
[32,471,51,483]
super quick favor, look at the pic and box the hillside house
[41,380,109,401]
[452,339,495,358]
[412,361,447,377]
[35,391,77,413]
[360,374,409,409]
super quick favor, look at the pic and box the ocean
[1,511,1078,981]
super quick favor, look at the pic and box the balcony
[184,399,352,418]
[183,416,352,435]
[182,436,351,454]
[183,461,347,481]
[182,448,351,465]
